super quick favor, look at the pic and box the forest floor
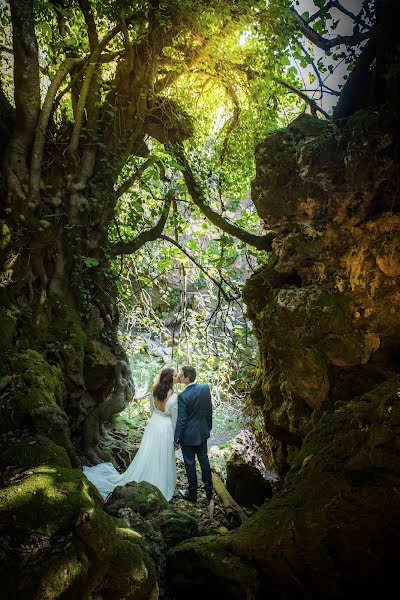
[171,427,277,534]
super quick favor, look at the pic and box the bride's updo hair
[152,367,174,402]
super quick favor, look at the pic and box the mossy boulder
[252,113,337,222]
[167,378,400,598]
[156,509,198,548]
[116,507,167,574]
[105,480,169,517]
[167,535,260,600]
[0,465,158,599]
[0,434,71,470]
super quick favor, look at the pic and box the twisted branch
[170,144,274,251]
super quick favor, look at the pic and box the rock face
[244,110,400,475]
[226,453,273,507]
[168,378,400,599]
[167,83,400,596]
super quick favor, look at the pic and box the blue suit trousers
[181,440,212,500]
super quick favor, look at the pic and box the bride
[83,367,179,501]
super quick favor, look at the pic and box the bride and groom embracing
[83,365,213,504]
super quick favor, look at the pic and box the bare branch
[307,1,356,24]
[290,7,370,51]
[169,144,274,251]
[276,78,330,119]
[110,193,173,257]
[326,1,357,22]
[160,235,234,302]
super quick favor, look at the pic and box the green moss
[9,351,73,454]
[34,540,90,600]
[0,465,157,599]
[105,480,168,517]
[0,434,71,470]
[12,349,63,406]
[0,308,17,354]
[0,220,11,249]
[0,465,101,537]
[76,502,118,554]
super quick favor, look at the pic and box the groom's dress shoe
[179,489,197,503]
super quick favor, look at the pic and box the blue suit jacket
[174,383,213,446]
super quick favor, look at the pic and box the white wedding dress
[83,393,178,501]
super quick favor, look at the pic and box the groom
[174,365,213,503]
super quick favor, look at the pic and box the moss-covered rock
[0,465,158,599]
[156,509,198,548]
[105,480,169,517]
[0,434,71,470]
[167,535,260,600]
[244,106,400,475]
[84,338,118,397]
[168,378,400,598]
[116,507,167,575]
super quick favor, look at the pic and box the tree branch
[78,0,99,51]
[290,7,370,51]
[169,144,274,251]
[110,192,173,257]
[276,78,330,118]
[160,235,234,302]
[333,32,377,121]
[307,1,356,24]
[29,58,83,203]
[8,0,40,173]
[68,24,121,154]
[115,158,155,198]
[155,39,210,93]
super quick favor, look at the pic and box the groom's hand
[174,442,180,450]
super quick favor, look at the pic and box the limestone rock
[243,109,400,475]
